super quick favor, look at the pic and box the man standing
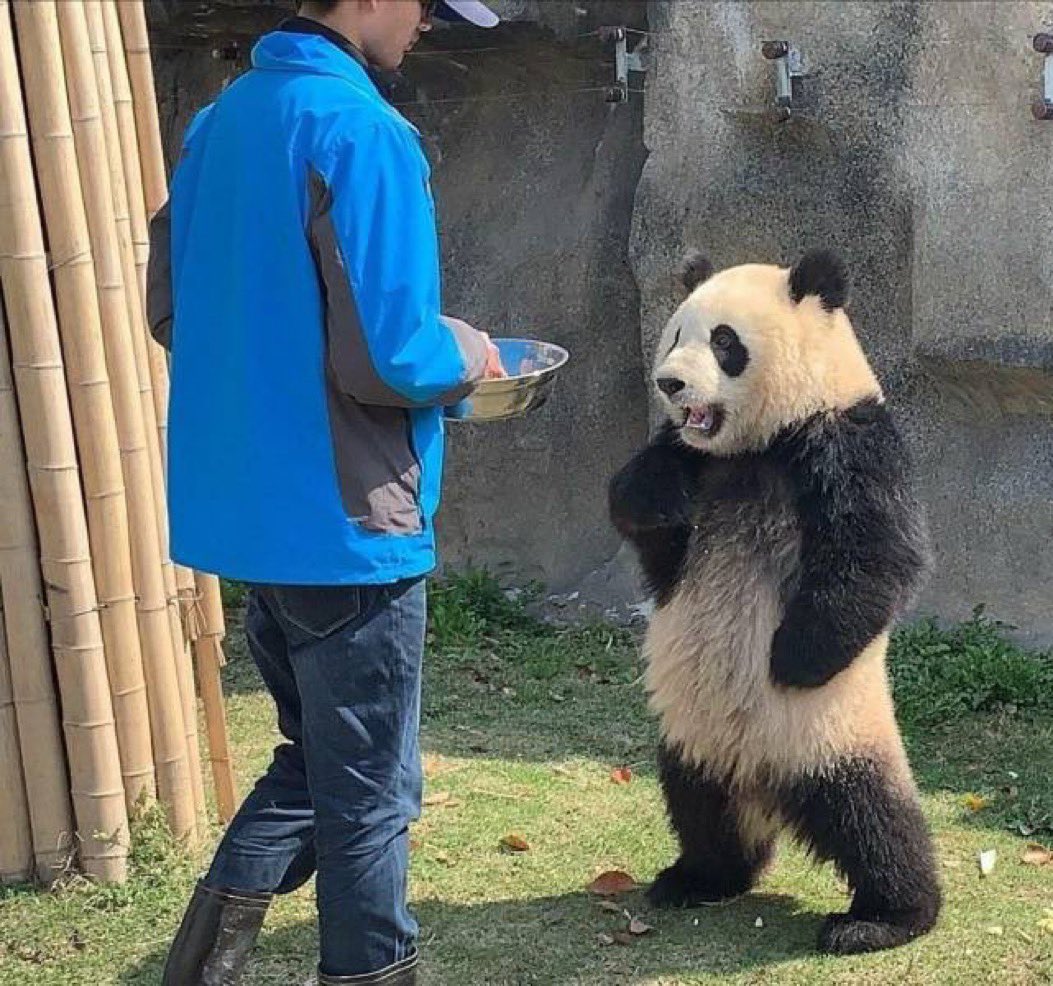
[149,2,504,983]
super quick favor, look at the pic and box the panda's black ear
[678,250,713,293]
[789,249,849,311]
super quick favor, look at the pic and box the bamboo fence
[0,0,237,884]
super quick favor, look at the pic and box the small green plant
[426,570,543,651]
[890,607,1053,728]
[220,579,248,608]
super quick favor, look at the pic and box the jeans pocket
[269,586,365,642]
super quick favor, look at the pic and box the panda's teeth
[686,406,713,431]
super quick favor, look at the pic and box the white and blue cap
[433,0,500,28]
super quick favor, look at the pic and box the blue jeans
[203,579,426,978]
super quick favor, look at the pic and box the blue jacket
[148,25,488,586]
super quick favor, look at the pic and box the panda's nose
[656,376,686,397]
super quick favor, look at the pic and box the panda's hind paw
[818,912,929,955]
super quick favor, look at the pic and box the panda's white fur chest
[643,495,904,790]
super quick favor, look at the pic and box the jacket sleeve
[146,199,172,350]
[308,121,489,408]
[145,105,214,352]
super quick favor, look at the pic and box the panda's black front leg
[770,407,931,688]
[609,425,701,604]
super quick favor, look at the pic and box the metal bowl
[446,338,569,423]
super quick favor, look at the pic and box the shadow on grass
[117,890,820,986]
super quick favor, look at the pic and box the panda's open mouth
[681,403,725,437]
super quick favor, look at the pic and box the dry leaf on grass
[422,753,458,779]
[1038,909,1053,934]
[610,766,633,785]
[597,933,615,946]
[612,932,635,946]
[597,900,622,913]
[979,849,998,877]
[628,917,653,936]
[586,870,639,895]
[1021,844,1053,867]
[500,834,530,853]
[985,926,1004,937]
[962,793,989,813]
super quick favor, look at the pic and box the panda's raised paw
[608,465,694,534]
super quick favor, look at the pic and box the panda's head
[653,249,883,455]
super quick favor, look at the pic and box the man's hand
[479,332,508,379]
[442,316,507,380]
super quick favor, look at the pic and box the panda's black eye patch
[710,324,749,377]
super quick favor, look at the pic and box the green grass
[2,577,1052,985]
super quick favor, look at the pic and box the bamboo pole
[115,0,166,216]
[84,0,153,452]
[0,0,127,883]
[0,295,74,886]
[57,0,207,839]
[95,0,203,835]
[114,0,170,458]
[175,565,207,823]
[0,591,33,885]
[194,574,237,824]
[100,0,166,463]
[113,0,169,467]
[14,0,159,821]
[113,0,170,455]
[98,0,178,636]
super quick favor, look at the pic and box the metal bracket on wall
[211,41,241,62]
[762,40,806,115]
[1032,33,1053,120]
[598,26,650,104]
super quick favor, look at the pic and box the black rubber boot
[161,881,272,985]
[317,951,418,984]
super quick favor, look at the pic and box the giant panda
[608,249,941,956]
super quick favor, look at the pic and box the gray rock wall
[633,1,1053,641]
[148,0,1053,639]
